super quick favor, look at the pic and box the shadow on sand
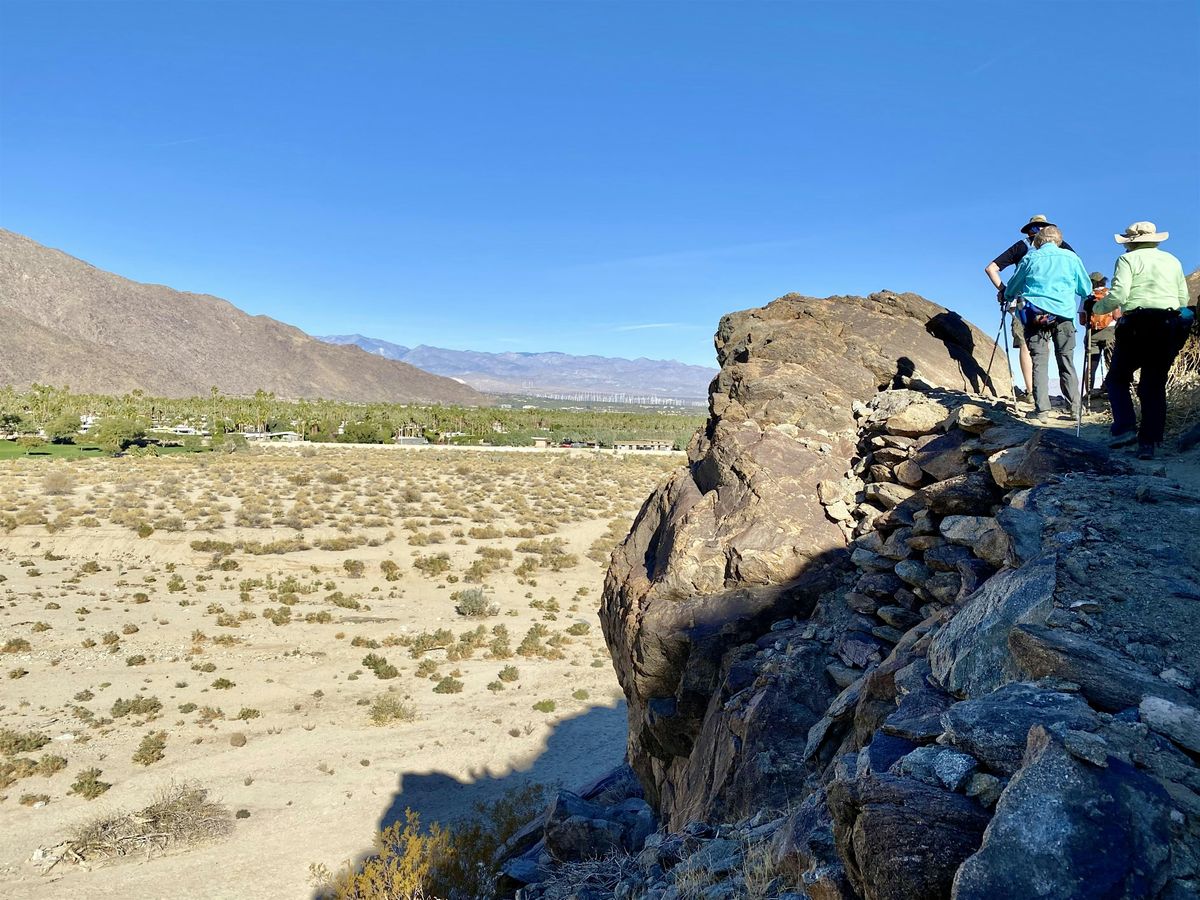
[313,700,628,897]
[377,700,628,832]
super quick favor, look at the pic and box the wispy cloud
[966,38,1036,78]
[613,322,684,332]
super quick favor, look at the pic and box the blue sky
[2,0,1197,368]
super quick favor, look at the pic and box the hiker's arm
[1094,258,1128,314]
[984,261,1004,290]
[1177,268,1189,309]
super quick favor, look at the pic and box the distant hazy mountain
[319,335,716,401]
[0,230,486,405]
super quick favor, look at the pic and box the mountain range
[318,335,717,402]
[0,230,485,405]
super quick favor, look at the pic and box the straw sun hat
[1115,221,1169,244]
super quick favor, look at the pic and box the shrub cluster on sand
[311,784,545,900]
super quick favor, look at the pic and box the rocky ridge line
[498,291,1199,899]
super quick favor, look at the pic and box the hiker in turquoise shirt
[1004,226,1090,421]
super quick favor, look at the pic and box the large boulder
[952,726,1179,899]
[602,291,1009,815]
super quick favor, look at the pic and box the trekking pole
[1077,324,1090,438]
[985,302,1019,411]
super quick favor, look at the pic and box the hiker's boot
[1110,431,1138,449]
[1136,443,1155,460]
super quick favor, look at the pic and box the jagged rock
[1009,624,1194,713]
[920,472,1002,517]
[855,571,905,598]
[952,725,1179,900]
[964,772,1003,807]
[890,744,977,791]
[932,750,979,791]
[893,559,932,588]
[826,773,991,900]
[876,606,922,631]
[924,543,975,572]
[543,791,627,861]
[939,403,998,434]
[878,527,915,561]
[1139,697,1200,755]
[851,548,892,571]
[972,527,1010,568]
[940,682,1100,775]
[988,429,1131,489]
[882,661,955,743]
[924,572,963,604]
[770,791,855,900]
[865,482,916,510]
[929,553,1057,697]
[973,421,1036,452]
[938,515,995,547]
[912,429,970,481]
[994,506,1043,566]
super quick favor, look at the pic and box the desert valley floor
[0,445,677,898]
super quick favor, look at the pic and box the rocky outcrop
[506,290,1200,900]
[600,291,1011,823]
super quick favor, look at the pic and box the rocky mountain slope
[318,334,716,401]
[498,291,1199,899]
[0,230,486,404]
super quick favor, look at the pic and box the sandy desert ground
[0,445,677,899]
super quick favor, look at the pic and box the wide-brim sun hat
[1089,271,1107,285]
[1115,221,1169,243]
[1021,214,1056,235]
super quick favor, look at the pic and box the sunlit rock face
[601,290,1009,821]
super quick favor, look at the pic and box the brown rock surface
[601,290,1010,817]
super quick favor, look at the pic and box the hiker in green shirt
[1095,221,1193,460]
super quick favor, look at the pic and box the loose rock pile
[502,292,1200,899]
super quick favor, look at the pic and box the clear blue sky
[2,0,1197,368]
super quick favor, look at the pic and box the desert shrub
[42,469,76,495]
[343,559,365,578]
[211,678,235,690]
[313,785,545,900]
[363,654,399,680]
[0,728,50,755]
[565,622,590,637]
[327,592,361,610]
[236,708,261,720]
[132,731,167,766]
[532,699,556,713]
[432,676,463,694]
[379,560,402,582]
[69,767,112,800]
[2,637,32,653]
[497,665,519,683]
[412,553,450,577]
[111,695,162,718]
[305,610,334,624]
[66,782,232,858]
[369,695,417,726]
[452,588,499,619]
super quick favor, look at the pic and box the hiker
[985,215,1078,402]
[1094,221,1193,460]
[1003,224,1088,422]
[1079,272,1117,395]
